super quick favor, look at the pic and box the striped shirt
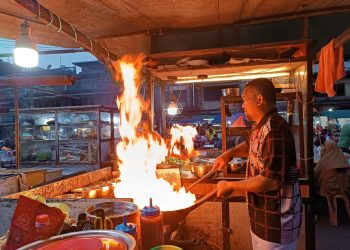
[246,108,302,244]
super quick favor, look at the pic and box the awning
[320,109,350,118]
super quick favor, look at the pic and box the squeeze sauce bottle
[115,214,138,249]
[140,198,164,250]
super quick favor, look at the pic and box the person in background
[339,122,350,154]
[212,134,222,149]
[193,127,207,149]
[213,78,302,250]
[314,140,350,195]
[205,126,215,141]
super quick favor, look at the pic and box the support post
[147,76,155,131]
[222,199,231,250]
[305,42,315,250]
[14,87,20,169]
[161,82,166,136]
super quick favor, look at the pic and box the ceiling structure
[0,0,349,63]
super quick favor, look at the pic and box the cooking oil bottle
[140,198,164,250]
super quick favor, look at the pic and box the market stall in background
[0,0,350,249]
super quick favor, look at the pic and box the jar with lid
[140,198,164,250]
[35,214,51,241]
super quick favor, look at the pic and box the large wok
[162,188,218,227]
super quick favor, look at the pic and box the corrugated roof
[0,0,349,58]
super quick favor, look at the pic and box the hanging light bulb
[167,101,178,115]
[14,20,38,68]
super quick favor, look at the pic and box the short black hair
[245,78,276,105]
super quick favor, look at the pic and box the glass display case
[19,106,117,166]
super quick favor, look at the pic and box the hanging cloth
[315,39,345,97]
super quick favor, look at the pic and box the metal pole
[14,86,20,169]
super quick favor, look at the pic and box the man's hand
[212,153,230,171]
[217,180,234,198]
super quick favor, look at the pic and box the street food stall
[2,0,350,249]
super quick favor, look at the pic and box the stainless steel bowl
[227,160,247,173]
[190,163,216,179]
[86,201,139,228]
[221,87,240,96]
[18,230,136,250]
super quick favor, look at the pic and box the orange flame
[112,55,195,211]
[169,124,197,157]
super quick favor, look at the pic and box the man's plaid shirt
[246,108,302,244]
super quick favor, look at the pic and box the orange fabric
[315,39,345,97]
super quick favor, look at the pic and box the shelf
[59,139,96,142]
[221,92,300,103]
[20,124,55,127]
[58,122,96,126]
[20,139,55,143]
[227,127,251,136]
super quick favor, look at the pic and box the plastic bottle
[115,215,138,249]
[140,198,164,250]
[35,214,51,241]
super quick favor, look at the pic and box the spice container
[35,214,51,241]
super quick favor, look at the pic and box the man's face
[242,87,259,122]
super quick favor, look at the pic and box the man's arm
[213,141,249,171]
[217,175,283,198]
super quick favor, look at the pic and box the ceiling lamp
[167,101,178,115]
[167,94,182,116]
[14,20,38,68]
[174,68,292,84]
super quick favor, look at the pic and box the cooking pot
[86,201,139,229]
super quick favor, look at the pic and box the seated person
[193,128,207,149]
[314,140,350,197]
[212,134,222,149]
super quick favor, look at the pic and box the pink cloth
[315,39,345,97]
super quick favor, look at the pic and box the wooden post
[221,97,227,152]
[160,82,166,136]
[305,42,316,250]
[14,87,20,169]
[303,17,308,39]
[147,76,155,131]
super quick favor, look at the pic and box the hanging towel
[315,39,345,97]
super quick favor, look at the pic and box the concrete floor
[315,197,350,250]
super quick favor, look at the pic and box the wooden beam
[316,25,350,60]
[14,0,118,61]
[149,39,311,60]
[0,75,76,87]
[96,6,350,40]
[0,49,86,58]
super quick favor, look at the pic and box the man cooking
[213,78,302,249]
